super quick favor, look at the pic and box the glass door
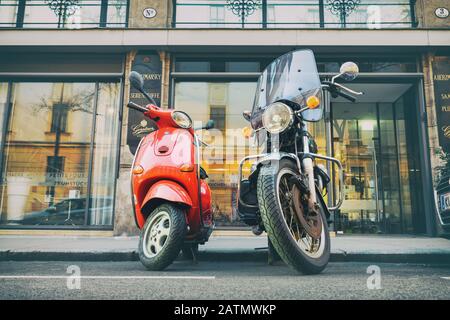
[332,103,382,233]
[330,82,423,234]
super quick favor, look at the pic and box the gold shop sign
[433,56,450,152]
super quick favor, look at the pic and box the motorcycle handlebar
[335,90,356,103]
[127,102,148,113]
[322,82,357,103]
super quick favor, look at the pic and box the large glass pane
[88,83,121,226]
[267,0,320,28]
[107,0,128,27]
[332,103,380,233]
[23,0,101,28]
[394,97,413,233]
[378,103,402,233]
[174,81,263,225]
[176,0,263,28]
[324,0,412,28]
[0,0,19,27]
[0,82,95,226]
[331,83,423,234]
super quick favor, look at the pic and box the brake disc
[291,185,323,240]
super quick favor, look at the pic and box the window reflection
[89,83,121,226]
[174,81,262,225]
[0,81,120,227]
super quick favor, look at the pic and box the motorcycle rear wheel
[138,203,186,271]
[257,159,330,274]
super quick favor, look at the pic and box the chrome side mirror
[339,62,359,81]
[205,119,215,130]
[129,71,145,91]
[243,110,252,122]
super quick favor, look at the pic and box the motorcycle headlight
[262,102,293,134]
[171,111,192,129]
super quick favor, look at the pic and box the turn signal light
[180,164,195,172]
[132,165,144,175]
[242,126,253,139]
[306,96,320,109]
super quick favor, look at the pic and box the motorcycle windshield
[251,49,322,129]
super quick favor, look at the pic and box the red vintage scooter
[127,71,214,270]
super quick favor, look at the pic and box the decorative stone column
[113,50,138,236]
[113,50,171,236]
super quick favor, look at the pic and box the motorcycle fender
[256,152,301,171]
[141,180,193,216]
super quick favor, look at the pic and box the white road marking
[0,275,215,280]
[441,277,450,280]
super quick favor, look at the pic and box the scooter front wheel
[138,203,186,271]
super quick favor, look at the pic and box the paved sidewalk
[0,234,449,263]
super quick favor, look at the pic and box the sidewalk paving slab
[0,234,449,264]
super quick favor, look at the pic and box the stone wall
[416,0,450,28]
[128,0,173,28]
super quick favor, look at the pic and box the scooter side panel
[132,128,203,234]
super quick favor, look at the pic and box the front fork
[301,133,317,205]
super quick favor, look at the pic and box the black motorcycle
[237,49,362,274]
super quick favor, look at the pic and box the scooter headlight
[262,102,293,134]
[172,111,192,129]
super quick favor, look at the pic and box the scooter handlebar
[127,101,148,113]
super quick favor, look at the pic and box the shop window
[0,81,121,227]
[175,60,261,73]
[174,81,262,225]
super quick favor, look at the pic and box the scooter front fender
[136,180,193,229]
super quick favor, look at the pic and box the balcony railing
[0,0,129,28]
[174,0,416,29]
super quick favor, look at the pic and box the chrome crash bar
[299,152,344,211]
[238,152,344,211]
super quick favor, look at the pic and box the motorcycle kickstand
[267,237,281,265]
[190,247,198,265]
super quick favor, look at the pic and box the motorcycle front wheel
[138,203,186,271]
[257,159,330,274]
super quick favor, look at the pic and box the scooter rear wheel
[138,203,186,271]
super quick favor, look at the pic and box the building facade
[0,0,449,236]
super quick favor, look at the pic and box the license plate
[440,193,450,212]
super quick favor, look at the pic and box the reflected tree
[33,84,94,205]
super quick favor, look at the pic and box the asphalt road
[0,260,449,300]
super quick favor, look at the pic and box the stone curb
[1,250,449,264]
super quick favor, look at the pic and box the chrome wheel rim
[142,211,171,258]
[276,168,325,258]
